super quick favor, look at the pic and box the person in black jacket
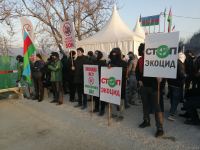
[61,51,69,94]
[32,54,45,102]
[108,48,127,121]
[66,50,76,102]
[135,43,164,138]
[179,55,200,125]
[184,50,195,92]
[93,50,107,116]
[87,51,96,64]
[193,55,200,89]
[74,47,90,109]
[167,52,186,121]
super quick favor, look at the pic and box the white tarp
[78,6,144,55]
[144,32,179,78]
[100,67,122,105]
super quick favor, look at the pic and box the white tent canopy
[77,5,145,55]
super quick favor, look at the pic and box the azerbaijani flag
[167,8,172,32]
[22,30,36,83]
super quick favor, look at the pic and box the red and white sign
[20,17,35,42]
[100,67,122,105]
[60,20,76,49]
[84,65,99,97]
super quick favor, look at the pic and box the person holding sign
[136,43,164,138]
[108,48,127,121]
[93,50,107,116]
[66,50,76,102]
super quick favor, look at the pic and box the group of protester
[15,44,200,138]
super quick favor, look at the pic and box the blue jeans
[169,86,183,115]
[125,74,137,106]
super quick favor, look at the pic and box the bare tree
[0,0,17,55]
[0,36,14,56]
[15,0,115,52]
[0,0,11,22]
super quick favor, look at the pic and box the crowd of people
[15,44,200,138]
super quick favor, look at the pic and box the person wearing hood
[108,48,128,121]
[93,50,107,116]
[167,51,186,121]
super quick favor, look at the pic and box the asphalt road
[0,95,200,150]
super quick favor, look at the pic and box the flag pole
[164,14,166,33]
[159,14,161,33]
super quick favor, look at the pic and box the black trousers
[33,77,44,101]
[140,86,163,129]
[75,83,87,106]
[94,96,106,113]
[52,81,63,103]
[184,96,200,122]
[68,80,76,101]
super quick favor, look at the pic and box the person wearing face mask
[108,48,128,121]
[48,52,63,105]
[66,50,76,102]
[92,50,107,116]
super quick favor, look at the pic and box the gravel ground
[0,94,200,150]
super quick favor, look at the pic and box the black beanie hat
[77,47,84,53]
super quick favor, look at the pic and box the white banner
[100,67,122,105]
[60,20,76,49]
[144,32,179,78]
[20,17,35,42]
[83,65,99,97]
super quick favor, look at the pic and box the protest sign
[83,65,99,97]
[20,17,35,42]
[144,32,179,78]
[60,20,76,49]
[100,67,122,105]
